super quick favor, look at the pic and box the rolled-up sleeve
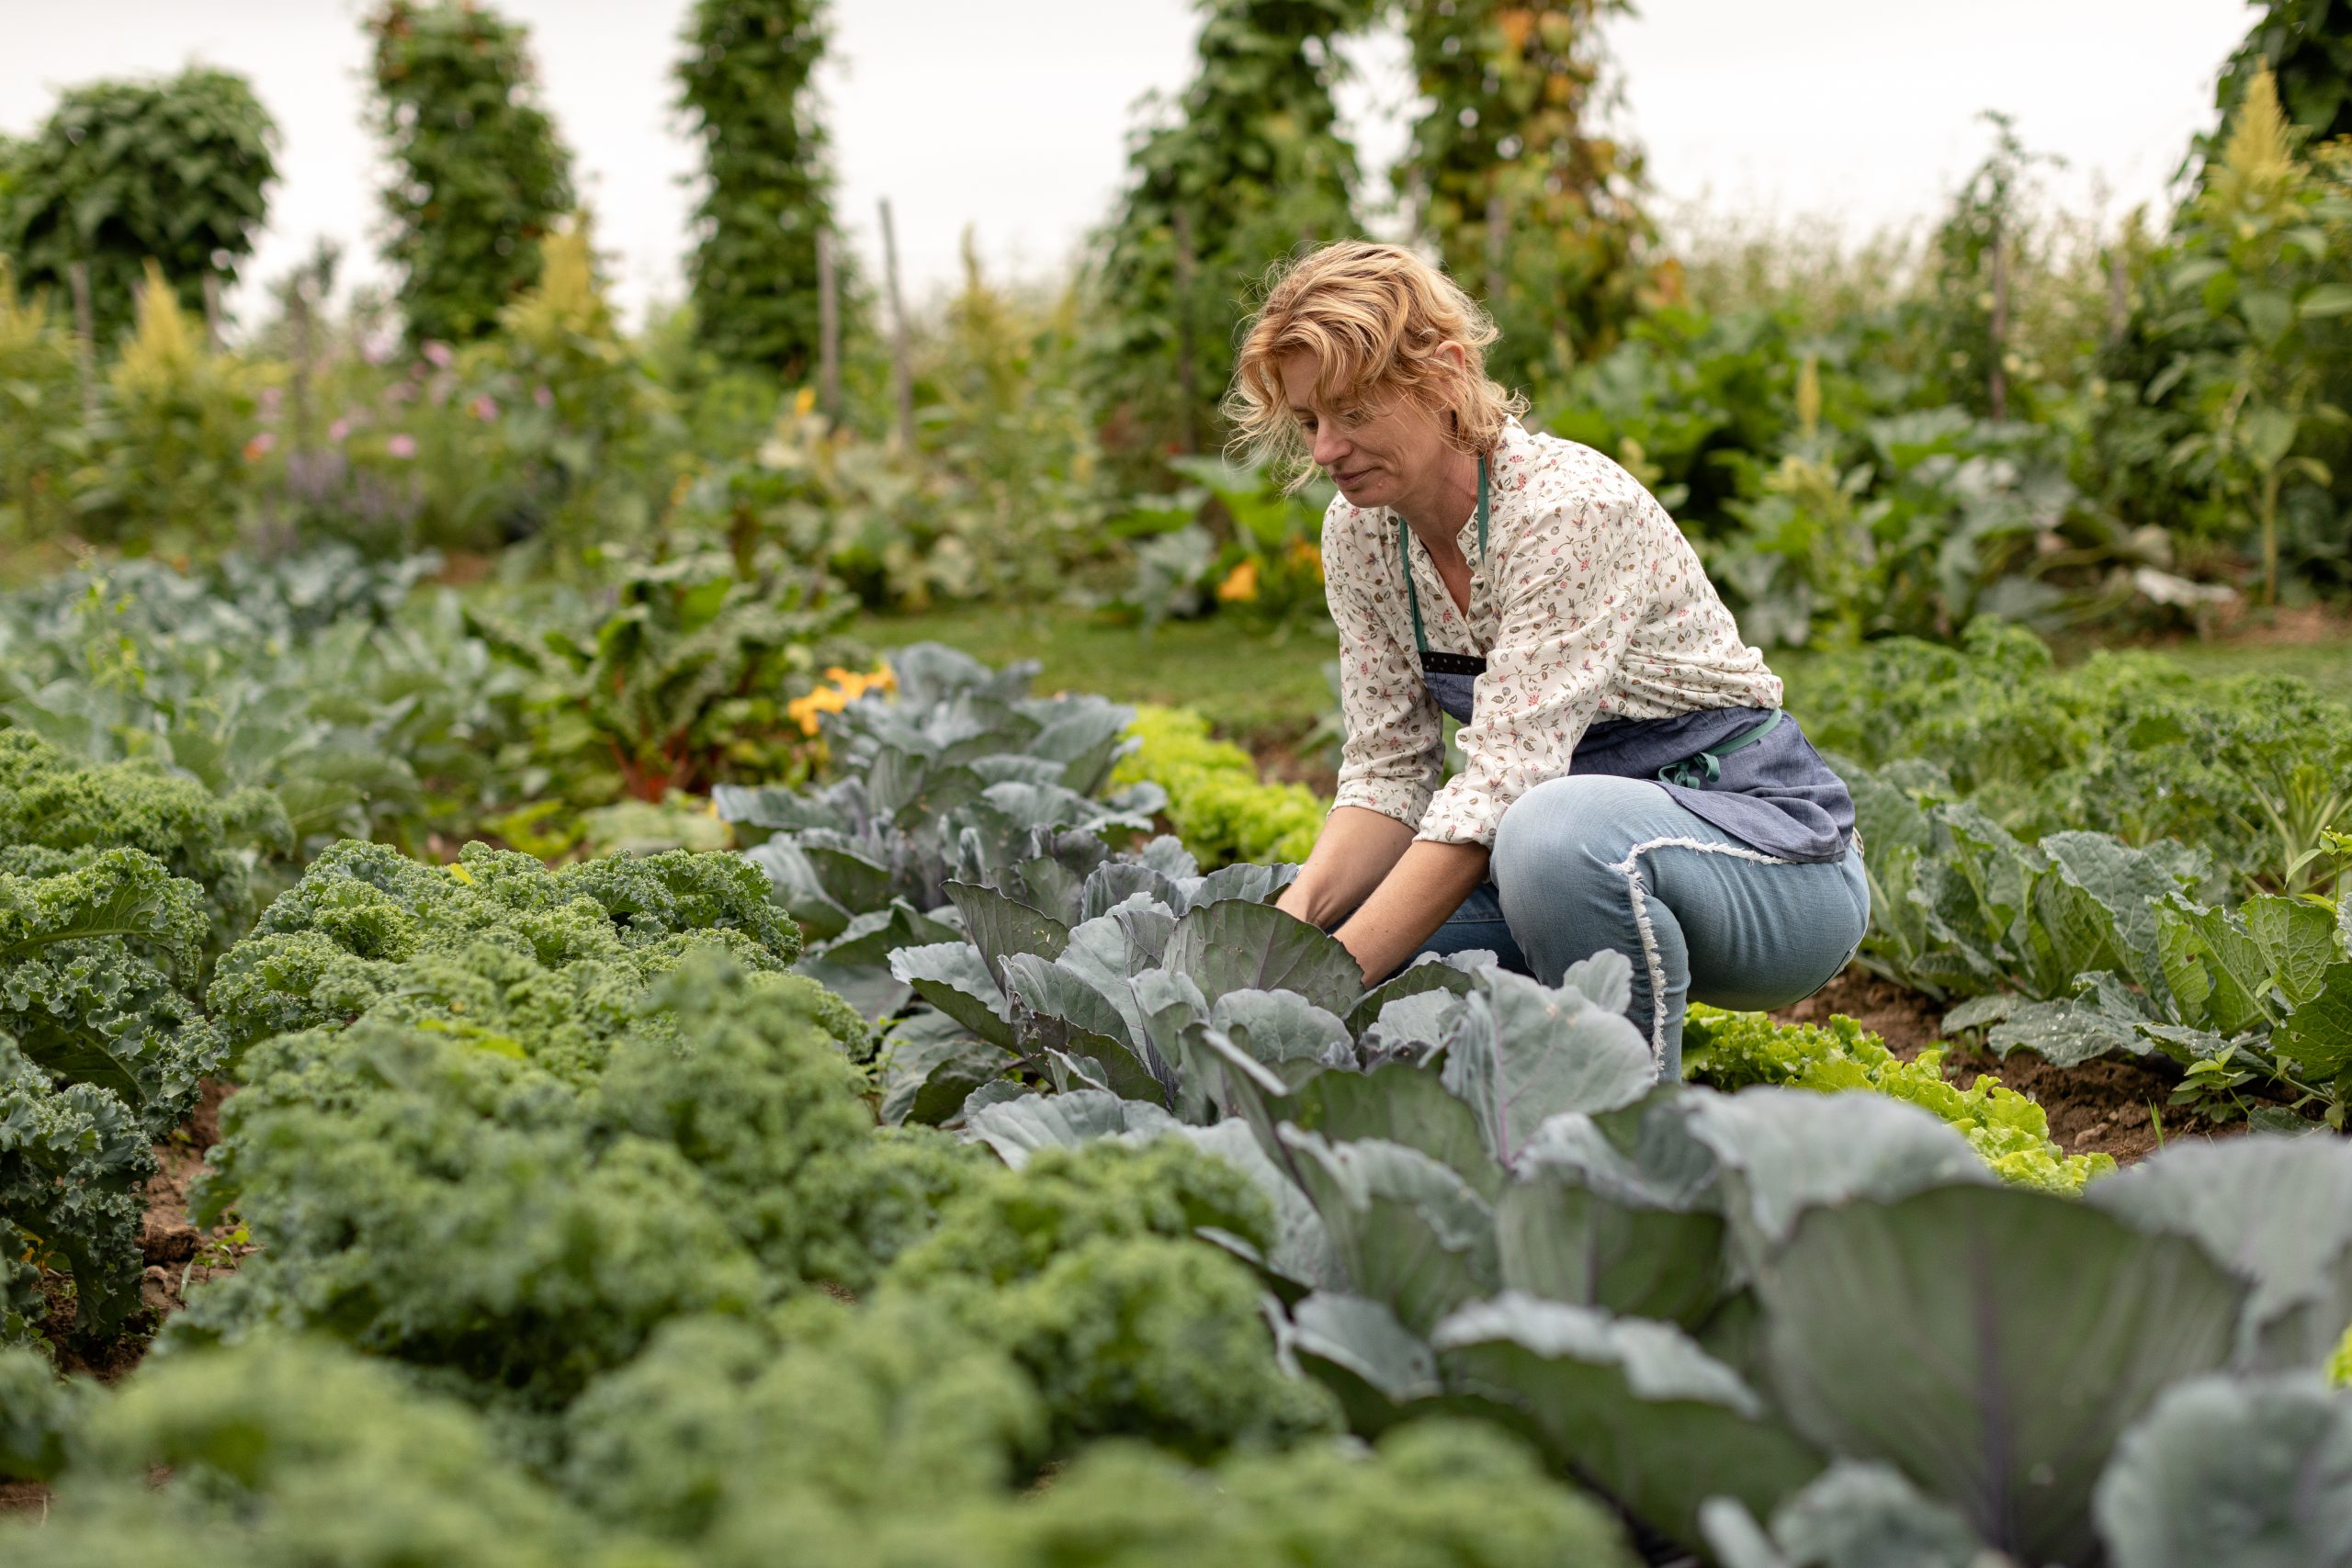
[1412,489,1644,848]
[1324,511,1443,830]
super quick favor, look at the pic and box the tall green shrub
[675,0,847,377]
[0,68,277,348]
[1397,0,1656,391]
[367,0,576,346]
[1086,0,1374,464]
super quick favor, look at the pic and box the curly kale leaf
[563,1296,1046,1544]
[28,1336,597,1568]
[0,729,291,955]
[0,1036,153,1341]
[176,1020,765,1405]
[0,1345,96,1480]
[592,960,970,1289]
[212,840,802,1052]
[881,1139,1333,1460]
[182,955,943,1406]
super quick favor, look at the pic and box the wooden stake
[67,262,97,421]
[877,198,914,452]
[1986,212,2008,421]
[816,228,842,424]
[1170,206,1201,455]
[201,273,224,351]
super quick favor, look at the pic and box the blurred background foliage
[0,0,2343,681]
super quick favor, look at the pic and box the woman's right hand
[1273,804,1416,930]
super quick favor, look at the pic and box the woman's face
[1278,350,1455,513]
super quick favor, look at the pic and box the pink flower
[534,384,554,410]
[328,418,352,444]
[422,340,455,369]
[386,434,418,459]
[471,394,499,422]
[243,432,276,462]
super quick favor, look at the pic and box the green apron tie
[1658,707,1785,790]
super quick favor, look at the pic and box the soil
[4,1081,252,1517]
[28,1088,249,1362]
[1768,964,2248,1167]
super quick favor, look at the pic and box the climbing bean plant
[1396,0,1656,391]
[1085,0,1375,467]
[675,0,849,377]
[367,0,577,346]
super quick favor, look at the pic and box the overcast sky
[0,0,2258,329]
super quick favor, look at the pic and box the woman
[1236,242,1867,1077]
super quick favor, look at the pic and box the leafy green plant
[0,554,523,864]
[6,1330,1633,1568]
[0,261,87,542]
[674,0,847,377]
[1161,454,1332,623]
[0,828,228,1341]
[0,67,277,348]
[984,970,2352,1564]
[2145,70,2352,604]
[1795,619,2352,889]
[470,542,855,803]
[1680,1006,2112,1193]
[76,263,259,547]
[1111,705,1323,866]
[367,0,576,345]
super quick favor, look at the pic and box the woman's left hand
[1332,839,1492,988]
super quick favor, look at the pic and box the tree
[1087,0,1376,462]
[675,0,848,378]
[0,68,277,347]
[368,0,576,346]
[1396,0,1657,393]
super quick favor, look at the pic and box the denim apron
[1399,456,1854,863]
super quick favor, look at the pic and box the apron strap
[1658,707,1785,790]
[1399,452,1489,658]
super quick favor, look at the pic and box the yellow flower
[1286,537,1324,581]
[1217,559,1261,603]
[788,663,898,736]
[795,386,818,417]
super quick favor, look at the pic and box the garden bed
[1772,965,2244,1165]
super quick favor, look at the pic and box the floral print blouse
[1323,417,1784,849]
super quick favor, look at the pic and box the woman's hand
[1273,805,1414,930]
[1332,839,1491,987]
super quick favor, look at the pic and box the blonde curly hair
[1226,241,1526,487]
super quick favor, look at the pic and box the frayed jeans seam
[1607,833,1792,1073]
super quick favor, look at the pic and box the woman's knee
[1492,774,1669,883]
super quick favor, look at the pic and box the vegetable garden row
[2,547,2349,1566]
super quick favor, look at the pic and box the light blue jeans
[1399,774,1870,1079]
